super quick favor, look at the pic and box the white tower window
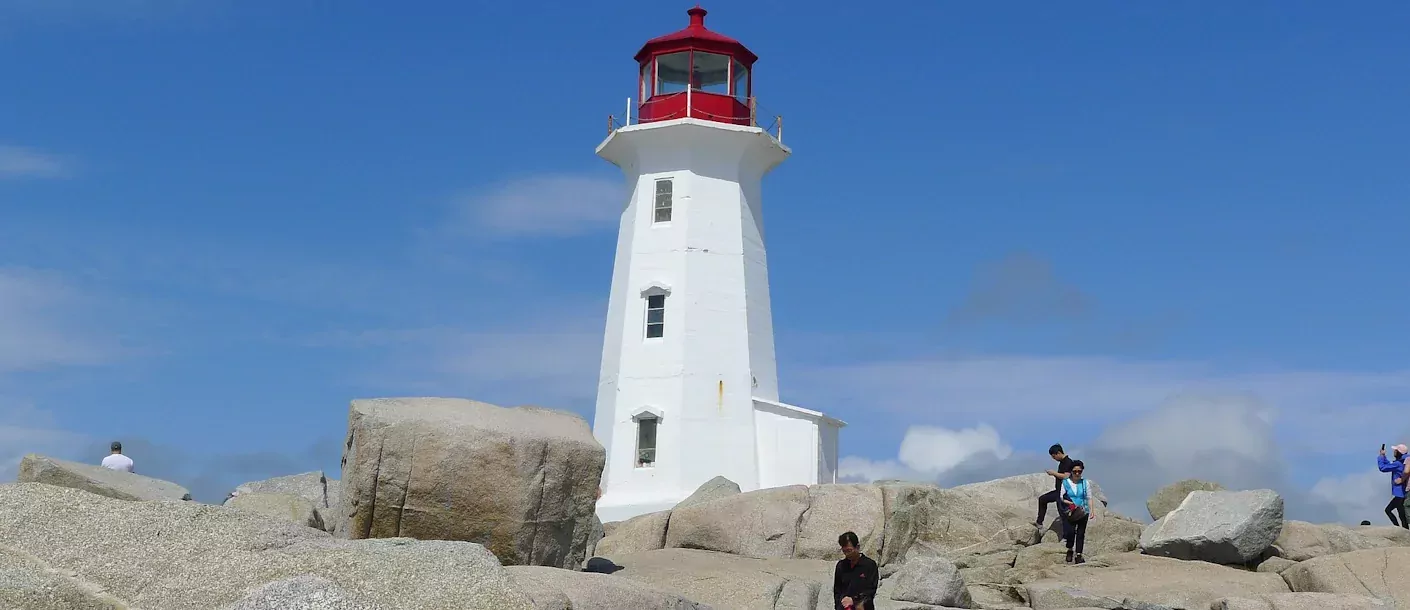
[645,293,666,338]
[635,414,659,468]
[653,179,673,223]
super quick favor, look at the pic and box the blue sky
[1,1,1407,521]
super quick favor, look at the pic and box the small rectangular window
[653,179,673,223]
[645,294,665,339]
[636,417,658,467]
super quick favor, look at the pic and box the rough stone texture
[1212,592,1394,610]
[0,543,128,610]
[1146,479,1225,521]
[1014,552,1289,610]
[585,515,604,558]
[793,484,885,560]
[336,398,605,569]
[885,556,971,608]
[1139,489,1284,564]
[1023,582,1122,609]
[0,482,536,610]
[17,453,191,502]
[507,565,710,610]
[665,485,809,560]
[1255,556,1298,574]
[1274,521,1406,562]
[675,476,741,509]
[609,548,833,610]
[954,472,1109,509]
[877,482,1035,568]
[227,492,325,530]
[228,471,337,533]
[1038,512,1144,556]
[1282,547,1410,605]
[222,575,389,610]
[594,510,670,557]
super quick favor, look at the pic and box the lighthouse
[592,6,845,523]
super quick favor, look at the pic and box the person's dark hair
[110,441,122,452]
[1048,444,1064,456]
[838,531,860,548]
[1070,460,1085,471]
[1361,520,1373,526]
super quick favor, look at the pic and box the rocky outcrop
[595,510,670,556]
[227,471,338,533]
[676,476,741,509]
[336,398,604,569]
[881,556,971,608]
[1274,520,1408,562]
[1212,592,1394,609]
[1139,489,1284,564]
[1147,479,1225,521]
[793,483,885,560]
[607,548,832,610]
[226,492,324,530]
[1018,552,1290,609]
[16,453,191,502]
[508,565,710,610]
[1281,547,1410,605]
[0,482,536,610]
[0,543,130,610]
[664,485,809,560]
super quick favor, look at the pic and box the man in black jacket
[833,531,878,610]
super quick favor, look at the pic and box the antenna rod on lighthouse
[626,98,632,125]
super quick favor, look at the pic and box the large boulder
[226,492,324,530]
[16,453,191,502]
[664,485,810,560]
[0,543,130,610]
[0,482,536,610]
[1139,489,1284,564]
[1213,593,1394,609]
[1017,552,1290,609]
[1274,521,1405,561]
[594,510,670,557]
[793,484,885,560]
[507,565,710,609]
[675,476,741,509]
[1282,547,1410,605]
[227,471,338,532]
[608,548,833,610]
[882,556,971,608]
[1147,479,1225,521]
[336,398,604,569]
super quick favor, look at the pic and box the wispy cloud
[0,267,117,372]
[449,173,625,238]
[947,251,1093,325]
[0,402,90,480]
[0,145,69,180]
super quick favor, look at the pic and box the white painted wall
[591,119,843,523]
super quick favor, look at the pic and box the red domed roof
[634,6,758,66]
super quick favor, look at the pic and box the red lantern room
[635,6,756,126]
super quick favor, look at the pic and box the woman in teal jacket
[1061,460,1092,564]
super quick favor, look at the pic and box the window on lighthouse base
[653,179,673,223]
[636,415,658,468]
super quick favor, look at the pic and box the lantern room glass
[656,52,690,95]
[692,52,730,94]
[732,59,749,102]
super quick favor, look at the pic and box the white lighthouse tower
[592,6,845,523]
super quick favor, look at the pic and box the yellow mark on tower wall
[718,380,724,413]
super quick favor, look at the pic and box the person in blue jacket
[1377,444,1409,529]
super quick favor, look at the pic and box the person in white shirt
[100,441,134,473]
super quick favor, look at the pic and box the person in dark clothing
[833,531,878,610]
[1036,443,1075,528]
[1377,444,1409,528]
[1061,460,1092,564]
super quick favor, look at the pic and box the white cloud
[0,267,113,371]
[841,423,1012,482]
[0,145,68,179]
[1312,471,1388,526]
[454,174,624,238]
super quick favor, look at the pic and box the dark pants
[1036,489,1061,524]
[1065,514,1089,555]
[1387,496,1408,528]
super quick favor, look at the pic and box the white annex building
[592,7,845,523]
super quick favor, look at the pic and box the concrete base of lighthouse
[596,396,843,523]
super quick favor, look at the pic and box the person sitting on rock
[1061,460,1091,564]
[1377,444,1408,528]
[833,531,878,610]
[1036,443,1075,529]
[100,441,134,473]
